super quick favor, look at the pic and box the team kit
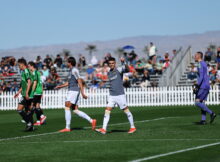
[14,52,216,133]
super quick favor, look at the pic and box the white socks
[102,110,111,130]
[124,110,135,128]
[65,108,71,129]
[73,110,92,123]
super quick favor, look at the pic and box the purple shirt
[197,61,210,90]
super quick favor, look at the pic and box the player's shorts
[32,95,42,105]
[65,91,80,105]
[107,95,127,110]
[149,55,156,60]
[196,88,209,102]
[19,97,33,107]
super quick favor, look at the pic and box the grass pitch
[0,106,220,162]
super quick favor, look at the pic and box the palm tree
[85,45,97,60]
[114,47,124,59]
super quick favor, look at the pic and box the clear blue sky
[0,0,219,49]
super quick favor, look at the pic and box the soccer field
[0,106,220,162]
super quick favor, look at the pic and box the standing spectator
[54,54,63,68]
[78,54,87,69]
[86,64,95,80]
[44,55,53,69]
[148,42,157,64]
[187,63,197,80]
[204,48,213,62]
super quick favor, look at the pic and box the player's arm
[25,79,31,100]
[55,82,69,89]
[118,57,129,74]
[14,88,22,98]
[77,78,88,99]
[197,63,204,87]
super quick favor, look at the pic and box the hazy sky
[0,0,219,49]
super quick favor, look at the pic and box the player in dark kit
[14,58,35,131]
[28,62,47,126]
[194,52,216,125]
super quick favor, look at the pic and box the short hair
[28,61,36,68]
[67,57,76,66]
[17,58,27,66]
[108,57,116,62]
[197,51,203,59]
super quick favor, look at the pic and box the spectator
[156,60,164,75]
[103,53,112,65]
[86,64,95,80]
[216,66,220,83]
[128,50,137,65]
[145,60,154,74]
[187,63,197,80]
[164,52,170,62]
[78,54,87,69]
[54,54,63,68]
[95,64,103,79]
[44,55,53,69]
[135,60,145,75]
[162,59,170,70]
[204,48,214,62]
[139,70,150,88]
[210,65,217,83]
[45,68,61,90]
[102,63,109,81]
[41,65,50,78]
[148,42,157,64]
[10,80,19,92]
[216,47,220,64]
[91,55,98,66]
[35,56,43,69]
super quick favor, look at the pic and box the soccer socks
[124,110,135,128]
[201,110,206,121]
[35,107,43,121]
[195,102,213,115]
[102,110,111,130]
[65,108,71,129]
[26,109,35,124]
[17,110,28,123]
[73,110,92,123]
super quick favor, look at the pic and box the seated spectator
[135,60,145,75]
[164,52,170,62]
[128,50,137,65]
[78,54,87,70]
[44,55,53,69]
[95,64,103,79]
[101,63,109,81]
[90,78,100,90]
[187,63,197,80]
[204,48,213,62]
[86,64,95,80]
[216,47,220,63]
[10,80,19,92]
[145,60,154,74]
[45,68,61,90]
[123,75,131,88]
[103,53,112,65]
[162,59,170,70]
[139,70,150,88]
[41,65,50,78]
[210,65,217,83]
[91,55,98,66]
[2,65,11,76]
[54,54,63,68]
[155,60,163,74]
[216,66,220,83]
[35,56,43,69]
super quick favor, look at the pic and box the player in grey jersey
[96,57,136,134]
[55,57,96,132]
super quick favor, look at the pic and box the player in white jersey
[55,57,96,132]
[96,57,136,134]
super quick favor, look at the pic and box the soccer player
[14,58,34,131]
[96,57,136,134]
[55,57,96,132]
[28,62,47,126]
[194,51,216,125]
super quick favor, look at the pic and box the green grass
[0,106,220,162]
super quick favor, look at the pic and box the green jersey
[21,68,32,97]
[33,70,43,95]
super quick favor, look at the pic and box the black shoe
[210,113,217,124]
[195,120,207,125]
[25,122,34,132]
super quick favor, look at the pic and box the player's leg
[34,95,46,125]
[96,107,112,134]
[17,99,29,123]
[71,104,96,129]
[59,101,72,132]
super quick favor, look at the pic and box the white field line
[130,142,220,162]
[0,117,176,142]
[0,139,220,145]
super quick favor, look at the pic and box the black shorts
[149,55,156,60]
[33,95,42,105]
[19,97,33,107]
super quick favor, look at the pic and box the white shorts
[107,95,128,110]
[65,91,80,105]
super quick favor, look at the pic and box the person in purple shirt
[194,52,216,125]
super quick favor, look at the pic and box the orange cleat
[34,122,41,126]
[59,128,71,133]
[128,128,136,134]
[95,128,106,134]
[91,119,97,130]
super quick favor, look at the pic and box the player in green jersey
[14,58,34,131]
[28,62,47,126]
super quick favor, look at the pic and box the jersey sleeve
[24,69,30,80]
[72,68,81,79]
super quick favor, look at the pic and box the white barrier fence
[0,86,219,110]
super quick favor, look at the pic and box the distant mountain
[1,31,220,61]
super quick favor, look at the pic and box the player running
[193,52,216,125]
[28,61,47,126]
[55,57,96,132]
[96,57,136,134]
[14,58,35,131]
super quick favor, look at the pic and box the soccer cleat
[95,128,106,134]
[25,122,34,132]
[40,116,47,124]
[34,121,41,126]
[195,120,207,125]
[210,113,217,124]
[21,120,26,124]
[59,128,71,133]
[128,128,136,134]
[91,119,97,130]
